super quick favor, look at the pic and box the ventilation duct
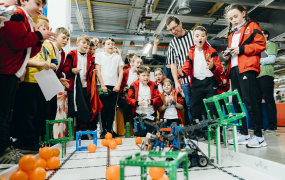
[177,0,191,14]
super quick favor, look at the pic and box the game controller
[0,5,16,24]
[223,49,233,56]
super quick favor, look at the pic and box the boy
[49,27,70,120]
[178,26,223,139]
[124,53,137,70]
[96,37,124,138]
[88,41,97,57]
[0,0,55,163]
[18,15,57,153]
[62,34,94,135]
[126,65,162,136]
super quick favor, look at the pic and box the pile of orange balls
[101,133,122,149]
[4,147,61,180]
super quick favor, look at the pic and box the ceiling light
[143,43,152,54]
[177,0,191,14]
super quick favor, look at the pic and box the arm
[119,71,127,95]
[210,52,223,76]
[95,64,105,87]
[62,54,74,76]
[152,35,160,55]
[179,58,192,78]
[114,65,123,92]
[126,85,137,107]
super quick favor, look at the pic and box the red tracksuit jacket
[0,7,43,74]
[179,43,223,86]
[126,79,163,115]
[119,68,131,99]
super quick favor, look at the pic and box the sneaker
[248,128,254,132]
[266,128,277,133]
[246,136,267,148]
[228,133,250,145]
[0,148,17,164]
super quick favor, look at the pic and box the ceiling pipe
[145,0,151,16]
[149,0,155,15]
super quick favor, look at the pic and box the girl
[113,46,121,56]
[154,68,168,93]
[223,4,266,148]
[158,79,184,127]
[118,57,142,126]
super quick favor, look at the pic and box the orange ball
[105,139,111,147]
[135,137,142,144]
[101,139,107,146]
[88,144,97,153]
[18,155,37,172]
[115,138,122,145]
[28,167,46,180]
[52,148,60,157]
[105,133,112,140]
[105,165,120,180]
[149,167,164,179]
[109,141,117,149]
[158,177,169,180]
[39,147,53,160]
[9,170,28,180]
[0,177,7,180]
[35,158,47,169]
[46,157,60,170]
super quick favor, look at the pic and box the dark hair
[222,61,229,75]
[90,41,95,47]
[263,30,270,39]
[277,91,280,95]
[138,65,150,75]
[102,37,115,45]
[166,16,180,26]
[18,0,47,6]
[193,26,207,36]
[224,4,250,37]
[128,53,137,60]
[154,68,164,75]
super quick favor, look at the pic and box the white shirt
[193,48,213,80]
[127,69,138,87]
[163,93,179,119]
[231,32,241,68]
[51,42,63,71]
[96,52,124,86]
[77,52,88,88]
[157,82,163,93]
[15,7,35,78]
[136,82,155,116]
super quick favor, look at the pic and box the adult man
[256,30,278,133]
[166,16,194,123]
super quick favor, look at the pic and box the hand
[222,48,230,61]
[175,82,182,93]
[231,47,239,55]
[72,68,82,74]
[123,86,129,93]
[113,85,120,92]
[41,62,50,70]
[154,35,160,45]
[147,99,151,106]
[206,58,214,69]
[166,64,171,68]
[178,66,183,76]
[60,78,70,89]
[138,99,145,106]
[101,86,107,93]
[0,16,5,28]
[38,27,56,42]
[223,79,227,85]
[50,63,57,70]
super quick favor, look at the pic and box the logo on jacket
[244,27,250,34]
[206,53,210,60]
[243,76,248,80]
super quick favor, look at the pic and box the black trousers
[164,118,181,127]
[256,76,277,129]
[134,113,157,135]
[0,74,18,154]
[190,76,218,120]
[18,82,50,147]
[49,95,57,120]
[99,86,118,132]
[231,66,261,137]
[117,98,132,125]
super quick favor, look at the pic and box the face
[138,72,150,85]
[21,0,44,18]
[193,30,207,48]
[35,19,48,31]
[262,31,268,40]
[163,82,172,94]
[227,9,246,28]
[132,59,142,71]
[88,46,96,55]
[77,39,89,53]
[55,33,69,48]
[103,40,114,54]
[113,48,120,55]
[167,21,183,37]
[154,70,164,83]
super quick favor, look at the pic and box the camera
[223,49,233,56]
[0,5,16,24]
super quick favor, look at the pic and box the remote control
[0,5,16,24]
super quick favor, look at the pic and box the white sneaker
[228,133,250,145]
[246,136,267,148]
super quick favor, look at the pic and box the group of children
[0,0,268,165]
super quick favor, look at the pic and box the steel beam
[146,0,160,27]
[86,0,94,30]
[127,0,145,32]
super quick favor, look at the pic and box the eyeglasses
[168,24,179,32]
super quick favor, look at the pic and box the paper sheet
[34,69,64,101]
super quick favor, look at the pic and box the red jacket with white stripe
[0,7,43,74]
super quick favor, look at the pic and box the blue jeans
[182,83,192,123]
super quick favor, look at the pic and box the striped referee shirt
[167,30,194,84]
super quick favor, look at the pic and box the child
[158,79,184,127]
[126,65,163,135]
[124,53,137,70]
[178,26,223,140]
[113,46,121,56]
[88,41,97,57]
[62,34,94,135]
[0,0,55,161]
[223,4,266,148]
[96,37,124,138]
[118,57,142,127]
[154,68,168,93]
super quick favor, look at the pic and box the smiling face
[227,9,246,28]
[167,21,184,38]
[193,30,207,49]
[138,72,150,85]
[132,58,142,72]
[21,0,44,18]
[154,70,164,83]
[55,33,69,48]
[163,81,172,94]
[103,40,114,54]
[77,39,89,53]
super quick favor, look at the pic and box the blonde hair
[114,47,121,56]
[162,79,172,86]
[33,15,49,24]
[55,27,70,37]
[77,34,91,45]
